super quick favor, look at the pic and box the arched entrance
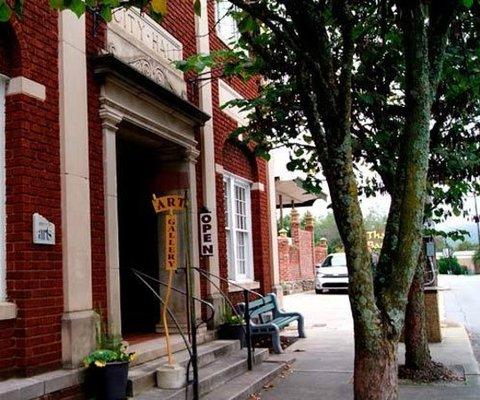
[95,55,208,337]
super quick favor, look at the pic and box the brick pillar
[277,236,290,282]
[315,238,329,265]
[290,208,300,247]
[290,208,301,278]
[305,211,315,275]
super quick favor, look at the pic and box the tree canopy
[3,1,480,398]
[176,1,478,398]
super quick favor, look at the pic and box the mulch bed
[398,361,466,383]
[253,335,299,353]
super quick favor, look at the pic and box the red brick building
[0,1,280,396]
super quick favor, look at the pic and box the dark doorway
[117,134,160,335]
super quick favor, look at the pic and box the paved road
[440,274,480,365]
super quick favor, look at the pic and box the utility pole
[474,191,480,246]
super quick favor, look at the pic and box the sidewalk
[257,324,480,400]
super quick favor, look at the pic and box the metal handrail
[131,268,215,351]
[131,269,192,356]
[131,268,215,324]
[131,264,266,394]
[130,267,216,400]
[190,267,264,299]
[187,267,264,371]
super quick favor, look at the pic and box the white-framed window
[0,75,7,302]
[224,173,254,282]
[215,0,241,46]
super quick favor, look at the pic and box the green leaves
[175,53,215,74]
[0,1,12,22]
[193,0,201,16]
[69,0,87,17]
[48,0,64,9]
[461,0,480,7]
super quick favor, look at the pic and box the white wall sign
[200,211,214,257]
[32,213,55,245]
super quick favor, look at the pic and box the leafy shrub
[473,248,480,274]
[83,348,135,368]
[83,314,135,367]
[437,256,469,275]
[474,247,480,265]
[222,305,245,325]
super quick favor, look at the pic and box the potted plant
[217,306,246,347]
[83,318,135,400]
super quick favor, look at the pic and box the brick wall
[278,231,315,282]
[86,15,108,318]
[1,1,63,378]
[0,0,275,383]
[0,319,15,379]
[206,0,273,300]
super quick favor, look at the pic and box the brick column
[305,211,315,274]
[290,208,300,247]
[315,238,329,265]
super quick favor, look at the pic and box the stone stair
[128,339,286,400]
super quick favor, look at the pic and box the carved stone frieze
[107,7,187,99]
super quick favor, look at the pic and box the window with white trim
[0,76,7,302]
[224,174,254,282]
[215,0,241,45]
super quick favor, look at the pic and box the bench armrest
[248,320,280,331]
[275,311,303,319]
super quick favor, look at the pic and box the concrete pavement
[440,274,480,365]
[255,288,480,399]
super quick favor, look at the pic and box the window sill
[228,280,260,293]
[0,302,17,320]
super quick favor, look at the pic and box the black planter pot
[85,361,129,400]
[217,323,246,347]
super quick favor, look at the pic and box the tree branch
[428,0,460,94]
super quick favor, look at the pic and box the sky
[271,148,480,245]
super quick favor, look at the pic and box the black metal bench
[238,293,306,354]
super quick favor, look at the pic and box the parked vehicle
[315,252,349,294]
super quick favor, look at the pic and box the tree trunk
[404,252,432,370]
[354,338,398,400]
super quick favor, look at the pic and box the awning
[275,177,327,209]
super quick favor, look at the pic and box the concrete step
[128,340,241,396]
[202,362,285,400]
[128,328,216,367]
[135,348,270,400]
